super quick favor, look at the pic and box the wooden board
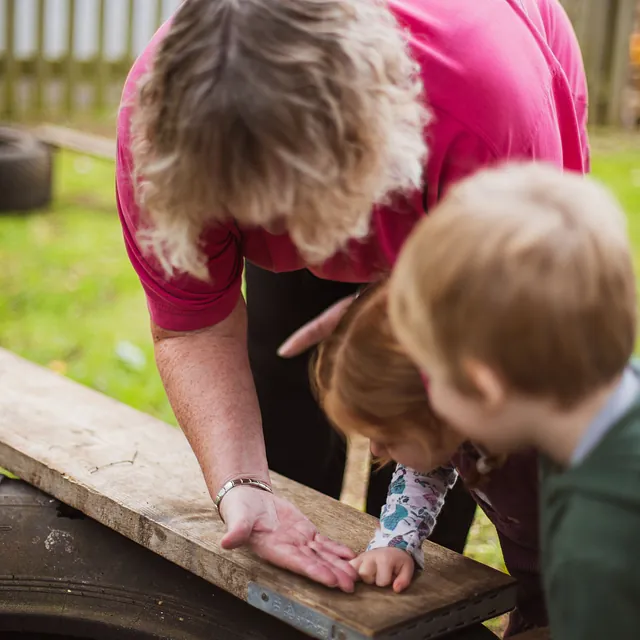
[33,124,116,161]
[0,348,515,639]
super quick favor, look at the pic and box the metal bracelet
[214,477,273,515]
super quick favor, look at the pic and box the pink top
[116,0,588,332]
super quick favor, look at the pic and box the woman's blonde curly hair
[130,0,429,280]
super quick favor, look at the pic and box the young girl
[313,282,545,637]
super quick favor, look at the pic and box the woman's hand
[277,295,356,357]
[220,486,358,592]
[350,548,415,593]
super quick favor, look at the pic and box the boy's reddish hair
[390,163,636,407]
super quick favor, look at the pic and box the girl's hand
[350,547,415,593]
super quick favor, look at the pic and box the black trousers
[245,264,476,554]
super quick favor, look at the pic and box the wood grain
[0,349,515,638]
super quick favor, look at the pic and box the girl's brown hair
[312,281,504,486]
[312,281,444,444]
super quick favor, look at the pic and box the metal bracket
[248,582,516,640]
[248,583,366,640]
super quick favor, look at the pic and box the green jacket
[541,398,640,640]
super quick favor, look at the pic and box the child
[313,283,546,637]
[389,162,640,640]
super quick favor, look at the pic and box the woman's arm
[152,298,269,496]
[151,297,357,591]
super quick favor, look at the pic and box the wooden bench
[33,124,116,161]
[0,348,516,639]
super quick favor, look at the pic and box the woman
[116,0,588,588]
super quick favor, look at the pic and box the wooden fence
[0,0,180,122]
[561,0,639,127]
[0,0,639,126]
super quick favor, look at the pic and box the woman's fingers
[277,295,355,357]
[265,543,341,589]
[298,545,356,593]
[309,541,359,582]
[314,534,357,560]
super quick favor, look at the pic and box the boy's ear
[462,358,505,409]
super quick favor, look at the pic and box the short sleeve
[113,28,244,332]
[425,111,499,210]
[116,180,244,333]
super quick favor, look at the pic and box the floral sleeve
[367,464,458,569]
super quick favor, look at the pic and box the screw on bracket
[331,625,347,640]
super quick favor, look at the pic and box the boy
[389,163,640,640]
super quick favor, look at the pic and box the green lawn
[0,152,175,425]
[1,137,639,633]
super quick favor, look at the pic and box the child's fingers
[392,559,415,593]
[356,556,378,585]
[374,559,394,587]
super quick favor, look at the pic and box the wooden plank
[65,0,77,115]
[94,0,108,111]
[606,0,637,125]
[125,0,136,65]
[34,0,49,117]
[3,0,17,119]
[0,348,515,640]
[32,124,116,161]
[582,0,612,124]
[156,0,165,30]
[560,0,609,124]
[559,0,590,44]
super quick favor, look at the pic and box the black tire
[0,478,307,640]
[0,126,52,212]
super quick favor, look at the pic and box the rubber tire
[0,478,307,640]
[0,126,52,212]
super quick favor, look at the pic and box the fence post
[94,0,108,111]
[3,0,17,119]
[156,0,165,30]
[65,0,77,115]
[607,0,637,125]
[126,0,136,66]
[561,0,614,125]
[34,0,49,116]
[585,0,616,124]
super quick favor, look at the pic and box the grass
[1,135,639,635]
[0,152,176,425]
